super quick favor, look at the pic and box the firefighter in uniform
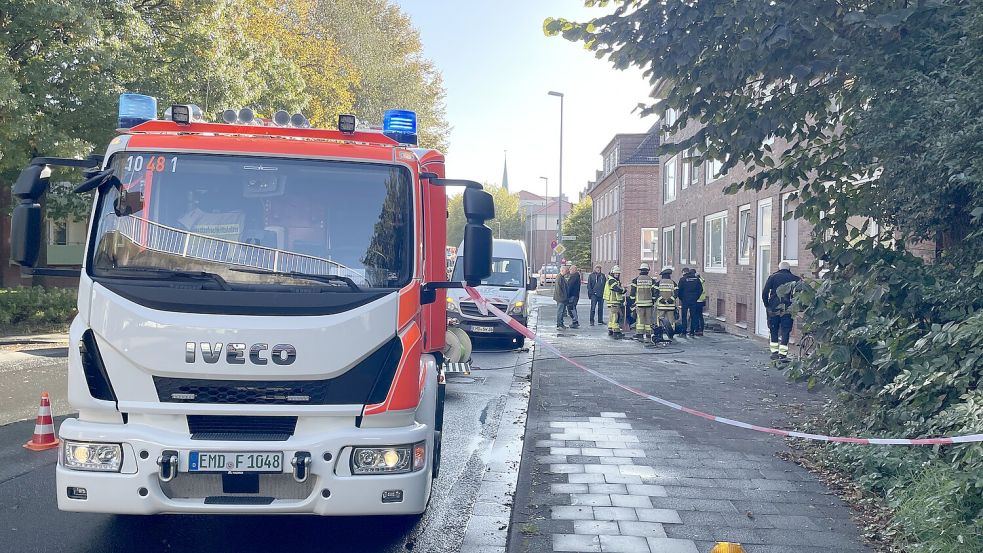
[655,266,678,341]
[629,263,655,342]
[603,266,625,338]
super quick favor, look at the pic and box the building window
[681,151,692,190]
[50,221,69,246]
[640,228,659,262]
[738,205,751,265]
[663,155,677,203]
[716,297,726,320]
[781,193,799,265]
[736,302,748,324]
[704,210,727,273]
[613,230,619,261]
[689,218,698,266]
[662,226,676,266]
[705,158,724,183]
[680,222,689,264]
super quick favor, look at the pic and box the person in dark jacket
[553,265,569,328]
[566,263,582,328]
[677,268,704,337]
[587,265,606,325]
[762,261,801,360]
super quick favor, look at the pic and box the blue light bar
[383,109,418,145]
[384,109,417,133]
[118,93,158,129]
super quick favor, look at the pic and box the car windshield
[545,265,559,274]
[452,256,525,287]
[89,153,413,289]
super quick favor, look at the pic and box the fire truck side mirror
[10,203,42,267]
[462,188,494,286]
[10,164,49,268]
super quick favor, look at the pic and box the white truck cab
[446,239,536,347]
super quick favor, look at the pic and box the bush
[790,236,983,550]
[0,287,78,334]
[891,463,983,553]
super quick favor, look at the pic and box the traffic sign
[553,244,566,256]
[550,239,558,249]
[561,235,577,241]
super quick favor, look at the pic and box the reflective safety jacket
[603,275,625,305]
[657,277,677,302]
[697,275,706,303]
[630,274,655,307]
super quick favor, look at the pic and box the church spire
[501,150,509,191]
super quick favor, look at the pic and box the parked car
[540,264,559,286]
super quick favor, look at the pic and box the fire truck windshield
[89,153,413,289]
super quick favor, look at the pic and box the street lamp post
[548,91,564,244]
[539,176,550,268]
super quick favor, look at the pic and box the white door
[755,198,773,336]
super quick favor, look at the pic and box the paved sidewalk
[508,299,869,553]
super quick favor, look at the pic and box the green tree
[446,185,525,248]
[546,0,983,542]
[314,0,451,150]
[562,197,592,268]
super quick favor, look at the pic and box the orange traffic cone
[23,392,60,451]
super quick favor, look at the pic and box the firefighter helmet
[611,265,622,274]
[639,262,650,271]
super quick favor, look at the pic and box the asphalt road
[0,338,531,553]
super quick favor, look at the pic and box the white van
[447,239,536,346]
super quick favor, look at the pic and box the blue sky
[395,0,656,200]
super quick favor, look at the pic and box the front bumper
[56,418,432,515]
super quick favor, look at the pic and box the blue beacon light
[383,109,418,145]
[118,93,158,129]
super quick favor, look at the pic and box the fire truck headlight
[352,445,419,474]
[169,104,192,125]
[511,300,524,315]
[446,296,458,312]
[64,441,122,472]
[338,114,357,134]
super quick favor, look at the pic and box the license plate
[470,325,495,333]
[188,451,283,473]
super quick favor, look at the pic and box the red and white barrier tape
[464,286,983,446]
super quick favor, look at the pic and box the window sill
[704,266,727,274]
[715,316,727,322]
[734,322,748,329]
[738,259,750,266]
[781,259,799,266]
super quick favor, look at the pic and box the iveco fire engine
[9,94,494,515]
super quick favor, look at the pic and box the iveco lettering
[8,94,495,516]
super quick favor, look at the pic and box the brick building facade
[654,112,814,339]
[586,127,661,276]
[589,116,815,340]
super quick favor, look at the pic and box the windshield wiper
[228,267,362,292]
[100,267,232,291]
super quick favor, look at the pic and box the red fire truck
[9,95,494,515]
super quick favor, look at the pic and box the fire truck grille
[459,302,508,318]
[160,473,315,501]
[155,377,334,405]
[187,415,297,440]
